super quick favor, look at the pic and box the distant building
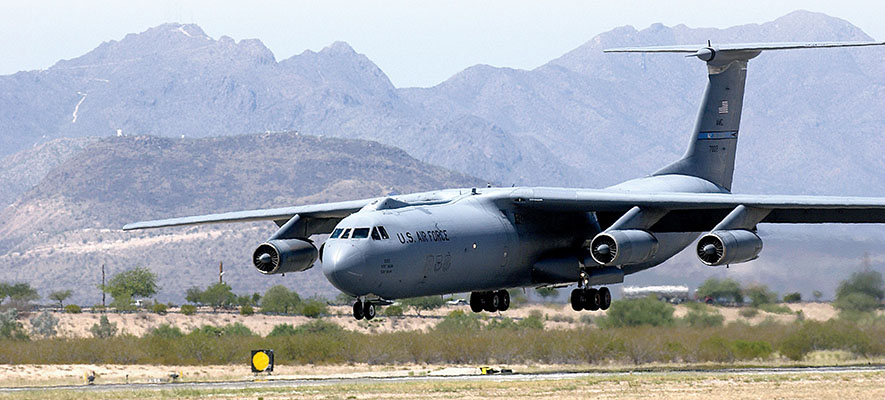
[622,285,690,303]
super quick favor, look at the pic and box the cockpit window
[340,228,352,239]
[352,228,370,239]
[330,228,344,239]
[371,227,381,240]
[377,226,390,240]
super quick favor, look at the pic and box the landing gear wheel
[486,292,500,312]
[585,288,600,311]
[363,302,376,320]
[496,290,510,312]
[469,292,483,313]
[353,301,364,320]
[570,289,584,311]
[599,287,612,310]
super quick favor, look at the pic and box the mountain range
[0,10,882,304]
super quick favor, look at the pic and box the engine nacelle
[589,230,659,266]
[252,239,318,275]
[696,230,763,266]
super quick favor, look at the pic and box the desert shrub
[535,287,558,299]
[0,309,28,340]
[758,303,791,314]
[778,320,873,361]
[738,307,759,318]
[151,302,168,315]
[29,311,59,338]
[90,315,117,338]
[239,305,254,316]
[435,310,481,331]
[146,324,184,339]
[744,284,778,307]
[180,304,197,315]
[486,317,519,330]
[696,278,743,304]
[221,323,253,337]
[782,292,802,303]
[190,325,223,337]
[292,320,343,335]
[64,304,82,314]
[579,314,594,325]
[384,305,404,317]
[299,298,328,318]
[598,296,675,328]
[732,340,773,360]
[400,296,445,316]
[697,335,734,362]
[518,310,545,330]
[683,309,724,328]
[267,324,298,337]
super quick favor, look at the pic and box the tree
[201,282,236,311]
[744,284,778,307]
[0,282,39,310]
[49,290,73,309]
[535,287,559,299]
[299,298,328,318]
[29,311,59,338]
[783,292,802,303]
[834,270,885,313]
[102,267,159,305]
[0,309,28,340]
[260,285,301,314]
[185,287,204,305]
[812,290,824,302]
[400,296,445,316]
[695,278,743,304]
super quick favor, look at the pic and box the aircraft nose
[321,242,366,294]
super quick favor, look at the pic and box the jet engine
[696,230,762,266]
[252,239,318,274]
[589,230,659,266]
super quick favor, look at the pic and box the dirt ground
[19,302,839,338]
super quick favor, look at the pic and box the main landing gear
[352,299,376,320]
[469,290,510,313]
[570,287,611,311]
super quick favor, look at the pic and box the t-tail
[605,41,885,192]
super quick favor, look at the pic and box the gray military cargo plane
[125,41,885,320]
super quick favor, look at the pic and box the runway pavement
[1,364,883,393]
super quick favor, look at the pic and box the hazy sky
[2,1,882,87]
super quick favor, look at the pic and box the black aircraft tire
[469,292,483,313]
[570,289,583,311]
[486,292,500,312]
[600,287,612,310]
[585,289,600,311]
[497,290,510,312]
[353,301,364,320]
[364,302,376,320]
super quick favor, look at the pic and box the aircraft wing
[505,188,885,228]
[122,198,375,231]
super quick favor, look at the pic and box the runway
[2,364,883,394]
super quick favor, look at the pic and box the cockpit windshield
[330,228,344,239]
[352,228,370,239]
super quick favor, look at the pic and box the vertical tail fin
[605,41,885,192]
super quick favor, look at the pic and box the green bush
[518,310,545,330]
[400,296,445,316]
[435,310,481,331]
[778,320,873,361]
[146,324,184,339]
[29,311,58,338]
[221,323,253,337]
[180,304,197,316]
[486,317,519,330]
[598,296,675,328]
[697,335,734,362]
[834,270,884,314]
[782,292,802,303]
[683,309,724,328]
[267,324,298,337]
[758,303,792,314]
[151,302,168,315]
[239,305,254,316]
[696,278,743,304]
[90,315,117,338]
[384,305,404,317]
[732,340,773,360]
[0,309,28,340]
[744,284,778,307]
[260,285,301,314]
[64,304,82,314]
[738,307,759,318]
[292,320,343,335]
[299,299,328,318]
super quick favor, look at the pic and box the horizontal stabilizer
[604,41,885,54]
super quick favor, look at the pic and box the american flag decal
[718,100,729,114]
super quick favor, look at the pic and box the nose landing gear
[352,299,376,320]
[570,286,611,311]
[469,290,510,313]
